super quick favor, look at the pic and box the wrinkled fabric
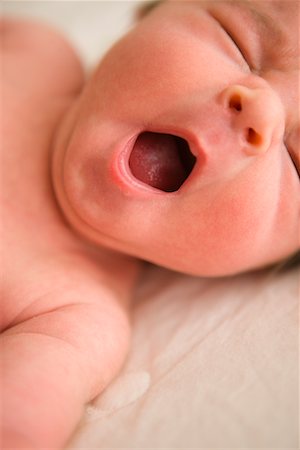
[70,264,298,448]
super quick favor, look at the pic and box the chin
[134,245,295,277]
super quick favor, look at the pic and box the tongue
[129,132,187,192]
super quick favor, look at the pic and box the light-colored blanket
[69,263,298,448]
[4,2,298,448]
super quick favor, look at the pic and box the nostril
[246,127,263,146]
[229,94,242,112]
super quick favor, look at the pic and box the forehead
[153,1,298,38]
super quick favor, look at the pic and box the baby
[2,0,299,448]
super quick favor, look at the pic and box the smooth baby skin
[1,19,139,449]
[53,0,300,276]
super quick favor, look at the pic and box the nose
[221,84,284,155]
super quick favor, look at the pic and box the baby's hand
[1,19,139,449]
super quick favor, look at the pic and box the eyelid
[220,23,251,70]
[286,142,300,179]
[290,157,300,179]
[209,12,252,71]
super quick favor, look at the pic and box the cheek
[178,173,281,274]
[207,192,267,248]
[91,17,233,122]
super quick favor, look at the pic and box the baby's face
[53,0,299,276]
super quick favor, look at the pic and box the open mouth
[128,132,197,192]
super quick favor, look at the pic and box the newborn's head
[52,0,299,276]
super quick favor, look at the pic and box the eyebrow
[231,0,282,39]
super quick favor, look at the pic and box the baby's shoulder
[1,17,84,96]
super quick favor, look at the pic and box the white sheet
[68,263,298,449]
[3,2,299,448]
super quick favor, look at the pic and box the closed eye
[286,143,300,179]
[221,23,251,70]
[209,12,252,71]
[290,158,300,179]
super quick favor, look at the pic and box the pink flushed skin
[52,0,300,276]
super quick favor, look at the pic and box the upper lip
[145,127,207,166]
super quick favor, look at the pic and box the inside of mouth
[128,132,196,192]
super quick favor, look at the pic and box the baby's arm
[2,258,136,449]
[1,19,139,449]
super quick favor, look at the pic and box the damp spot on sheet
[85,371,151,421]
